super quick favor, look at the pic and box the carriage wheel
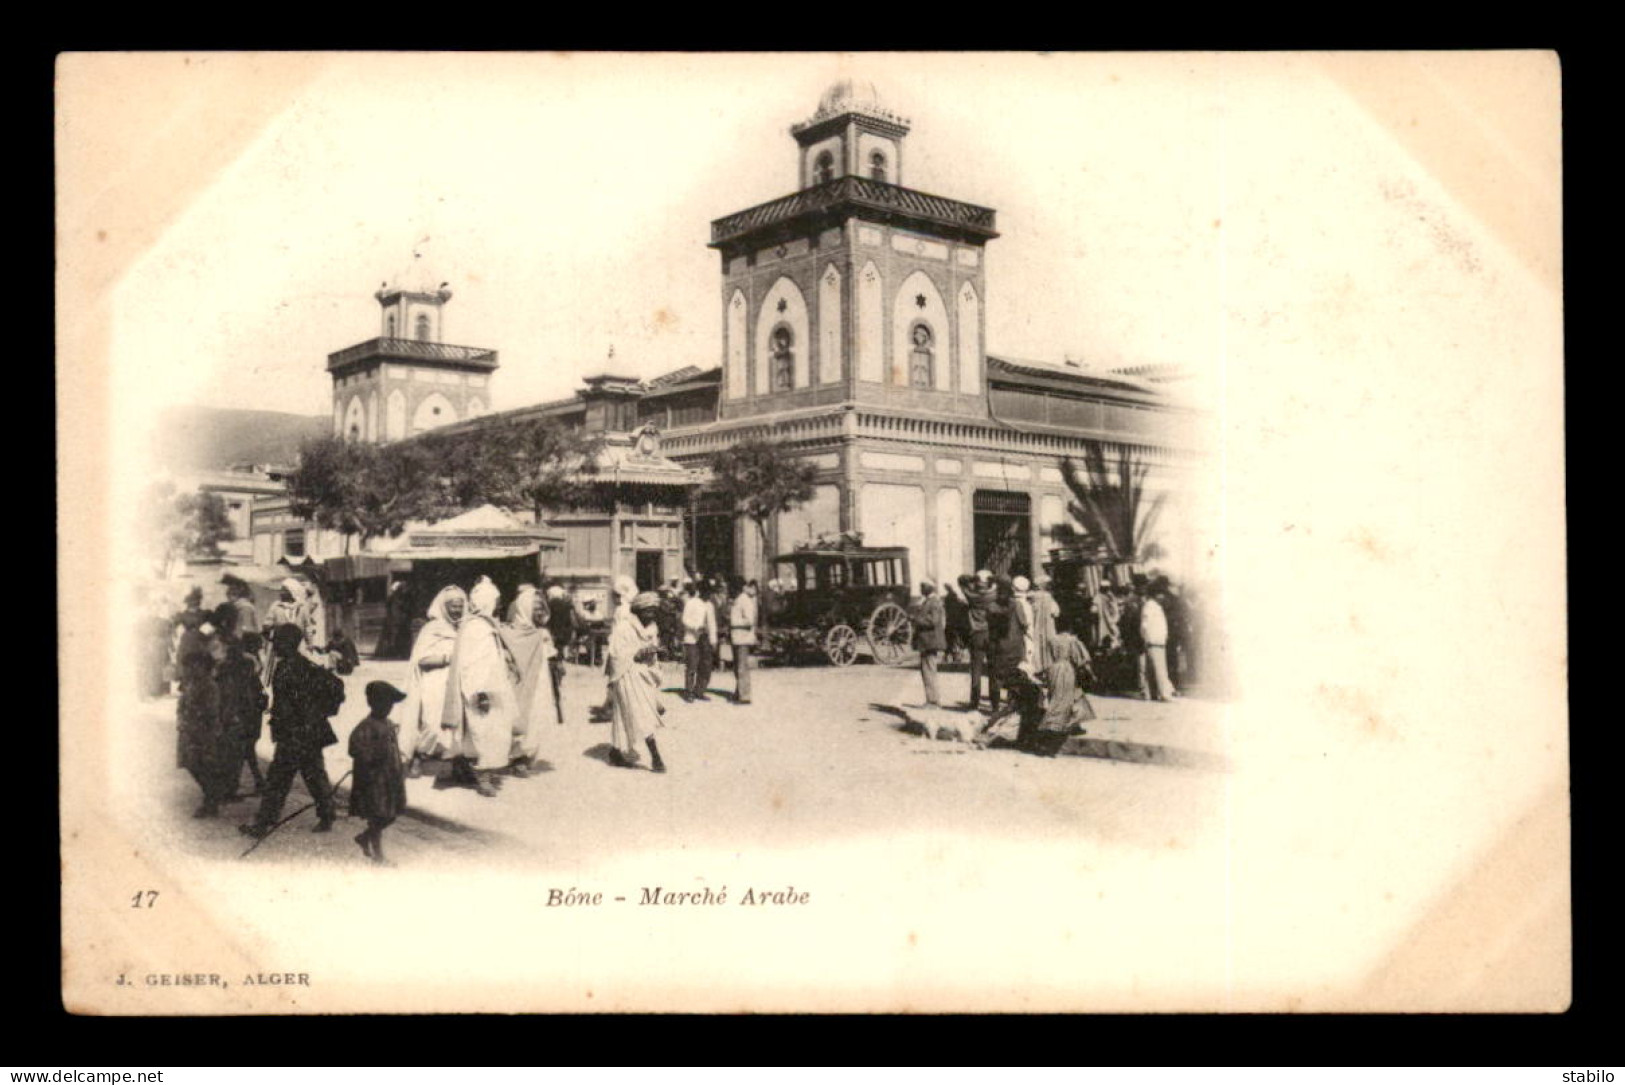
[866,602,913,666]
[823,624,859,667]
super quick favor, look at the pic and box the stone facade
[673,82,1202,584]
[327,285,497,443]
[264,80,1205,592]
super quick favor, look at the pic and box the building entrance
[693,512,736,579]
[635,550,664,591]
[973,490,1032,579]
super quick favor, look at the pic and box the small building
[535,424,702,600]
[177,465,288,564]
[322,504,566,655]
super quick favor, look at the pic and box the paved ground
[134,655,1231,871]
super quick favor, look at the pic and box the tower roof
[375,278,453,305]
[794,77,910,136]
[818,78,883,117]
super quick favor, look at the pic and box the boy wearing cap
[349,681,409,864]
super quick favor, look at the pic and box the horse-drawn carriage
[763,540,914,667]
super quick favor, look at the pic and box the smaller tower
[789,78,911,190]
[376,281,453,343]
[328,280,498,443]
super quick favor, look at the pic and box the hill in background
[155,405,328,472]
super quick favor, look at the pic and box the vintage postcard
[57,51,1568,1014]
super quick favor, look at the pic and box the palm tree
[1058,441,1167,565]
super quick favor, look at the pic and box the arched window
[908,323,934,389]
[385,314,396,338]
[869,151,888,182]
[814,151,835,185]
[415,314,431,341]
[771,326,795,392]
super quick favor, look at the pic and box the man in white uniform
[728,581,759,705]
[1137,578,1175,702]
[680,582,717,702]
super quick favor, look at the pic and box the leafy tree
[142,480,236,577]
[286,421,604,553]
[286,436,437,553]
[1059,441,1167,565]
[349,440,442,544]
[423,419,603,521]
[706,436,818,563]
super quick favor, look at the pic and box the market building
[252,78,1206,613]
[448,79,1204,584]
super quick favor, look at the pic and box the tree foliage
[706,436,819,546]
[1058,441,1167,564]
[142,480,236,576]
[286,421,603,551]
[285,436,437,551]
[421,419,603,521]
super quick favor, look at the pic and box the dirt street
[135,655,1230,870]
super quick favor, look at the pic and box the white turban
[546,585,566,600]
[510,584,540,628]
[469,576,502,617]
[425,585,468,624]
[280,578,304,597]
[612,575,638,600]
[1012,575,1031,592]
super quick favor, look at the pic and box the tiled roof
[987,356,1160,397]
[327,337,498,372]
[646,365,704,388]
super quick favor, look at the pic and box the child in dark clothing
[349,681,409,864]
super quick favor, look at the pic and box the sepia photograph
[57,51,1567,1014]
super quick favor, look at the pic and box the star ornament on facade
[915,294,927,309]
[777,298,788,314]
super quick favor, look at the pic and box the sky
[108,52,1243,420]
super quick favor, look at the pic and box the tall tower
[709,80,998,422]
[327,281,499,442]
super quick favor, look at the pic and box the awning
[597,467,708,486]
[398,545,548,562]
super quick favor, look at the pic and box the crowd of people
[147,559,1206,859]
[906,570,1195,757]
[152,570,696,864]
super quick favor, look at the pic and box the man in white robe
[606,577,667,773]
[402,585,466,776]
[501,584,558,776]
[449,577,522,797]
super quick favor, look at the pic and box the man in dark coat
[911,582,946,706]
[240,624,345,839]
[210,605,268,799]
[545,585,576,723]
[942,581,970,663]
[175,628,226,817]
[959,572,998,713]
